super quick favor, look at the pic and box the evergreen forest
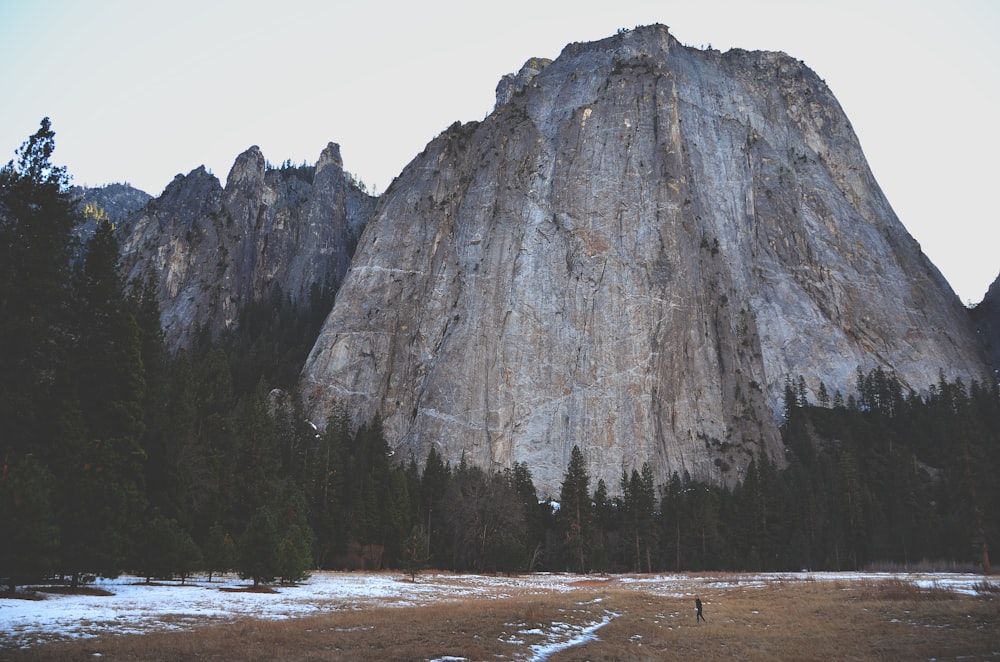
[1,120,997,592]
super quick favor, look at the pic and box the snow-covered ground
[0,570,990,655]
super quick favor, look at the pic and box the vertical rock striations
[300,25,991,494]
[118,143,376,350]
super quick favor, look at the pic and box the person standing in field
[695,597,706,622]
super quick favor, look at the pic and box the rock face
[972,272,1000,373]
[300,25,991,495]
[118,144,376,350]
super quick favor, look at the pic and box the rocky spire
[116,143,376,351]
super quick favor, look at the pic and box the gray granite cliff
[300,25,990,495]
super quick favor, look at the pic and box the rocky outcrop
[76,183,152,224]
[72,183,152,257]
[495,57,553,107]
[117,143,376,350]
[300,25,991,495]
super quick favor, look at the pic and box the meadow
[2,571,997,660]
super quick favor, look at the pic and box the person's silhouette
[695,597,706,622]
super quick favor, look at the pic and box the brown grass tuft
[33,586,114,597]
[973,580,1000,595]
[570,576,615,587]
[0,590,46,601]
[218,585,279,594]
[523,600,543,626]
[853,577,957,601]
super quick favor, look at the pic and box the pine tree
[482,470,529,573]
[201,522,237,581]
[274,493,314,584]
[659,472,685,571]
[738,457,768,570]
[347,416,408,566]
[165,353,208,532]
[402,526,430,581]
[508,462,546,571]
[442,457,483,571]
[75,219,147,447]
[0,454,60,591]
[230,381,281,529]
[590,478,616,572]
[420,446,451,568]
[383,465,413,565]
[687,480,723,570]
[57,217,148,584]
[136,512,202,583]
[308,409,348,569]
[132,273,183,522]
[621,463,656,572]
[0,121,82,587]
[188,348,236,535]
[557,446,591,573]
[835,449,868,570]
[0,119,78,464]
[238,507,280,587]
[818,381,830,407]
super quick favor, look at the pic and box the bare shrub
[864,559,983,573]
[854,578,956,601]
[523,600,542,626]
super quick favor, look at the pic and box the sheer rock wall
[299,25,990,494]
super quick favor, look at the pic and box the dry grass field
[3,573,998,661]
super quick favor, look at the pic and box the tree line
[1,119,996,592]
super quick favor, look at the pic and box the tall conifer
[557,445,591,572]
[0,118,78,463]
[59,218,147,583]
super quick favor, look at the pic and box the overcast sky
[1,0,997,304]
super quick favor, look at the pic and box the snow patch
[527,611,618,661]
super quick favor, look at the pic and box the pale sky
[1,0,997,304]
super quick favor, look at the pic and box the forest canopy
[1,120,996,591]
